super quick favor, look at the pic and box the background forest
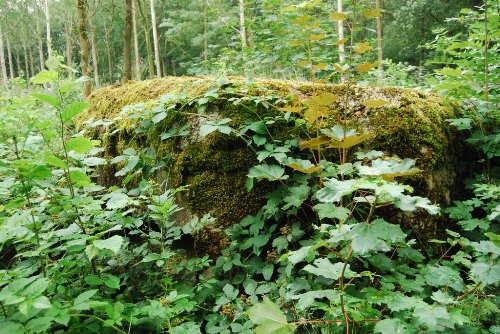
[0,0,498,333]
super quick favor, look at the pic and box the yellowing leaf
[297,60,310,67]
[288,40,305,47]
[335,38,348,45]
[437,67,462,76]
[361,9,383,18]
[328,133,375,149]
[281,6,298,12]
[304,106,330,123]
[329,12,348,20]
[354,42,372,54]
[356,61,379,73]
[299,136,332,149]
[333,63,347,73]
[307,34,327,41]
[309,93,339,106]
[309,21,320,29]
[293,15,313,25]
[362,99,389,108]
[313,63,328,70]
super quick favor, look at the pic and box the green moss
[79,76,464,255]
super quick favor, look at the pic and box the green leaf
[102,274,120,289]
[62,101,88,123]
[73,289,98,310]
[262,264,274,281]
[247,297,295,334]
[32,92,61,108]
[431,290,457,305]
[69,170,92,187]
[106,192,130,209]
[290,290,339,310]
[199,118,233,136]
[66,137,97,154]
[0,320,24,334]
[374,319,408,334]
[44,154,68,169]
[313,203,350,221]
[26,317,53,333]
[395,195,440,215]
[248,164,288,182]
[303,258,356,280]
[32,296,52,309]
[470,262,500,285]
[282,184,310,210]
[357,158,420,180]
[28,165,52,180]
[413,305,449,330]
[93,235,124,255]
[172,322,202,334]
[31,70,58,84]
[423,265,464,292]
[349,219,406,254]
[316,179,357,203]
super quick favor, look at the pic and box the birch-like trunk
[22,40,30,80]
[103,21,113,82]
[337,0,345,64]
[0,24,7,84]
[15,46,21,78]
[150,0,161,77]
[44,0,52,56]
[132,0,141,79]
[238,0,247,48]
[376,0,383,72]
[138,0,154,78]
[35,18,45,71]
[6,34,14,79]
[29,45,35,76]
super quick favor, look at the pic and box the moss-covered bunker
[79,76,468,255]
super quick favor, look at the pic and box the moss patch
[79,76,467,255]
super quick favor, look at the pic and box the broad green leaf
[374,319,407,334]
[0,320,24,334]
[28,165,52,180]
[285,158,321,174]
[73,289,98,310]
[446,118,473,130]
[299,136,331,149]
[247,297,294,334]
[424,265,464,291]
[66,136,96,154]
[106,192,130,209]
[413,305,449,330]
[31,70,58,84]
[470,262,500,285]
[200,118,233,136]
[349,219,406,254]
[102,274,120,289]
[282,184,310,210]
[313,203,350,221]
[93,235,124,255]
[62,101,88,123]
[357,158,420,180]
[32,92,61,108]
[290,290,339,310]
[69,170,92,187]
[431,291,457,305]
[172,322,202,334]
[44,155,68,169]
[320,125,356,140]
[248,164,288,181]
[395,195,440,215]
[26,317,53,333]
[32,296,52,309]
[303,258,356,280]
[262,264,274,281]
[316,179,357,203]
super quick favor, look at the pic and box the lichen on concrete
[79,76,467,255]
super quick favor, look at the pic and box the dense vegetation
[0,0,498,333]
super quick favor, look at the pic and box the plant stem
[69,313,127,334]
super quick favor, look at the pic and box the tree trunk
[337,0,345,64]
[132,0,141,79]
[103,21,113,82]
[138,0,154,78]
[35,18,45,71]
[29,45,35,76]
[150,0,161,77]
[238,0,247,48]
[6,34,14,79]
[44,0,52,56]
[247,0,255,49]
[22,40,30,80]
[78,0,92,97]
[90,25,99,86]
[0,24,7,85]
[376,0,383,72]
[65,13,73,75]
[123,0,133,81]
[203,0,208,61]
[15,46,21,78]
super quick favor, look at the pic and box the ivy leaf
[470,262,500,285]
[313,203,350,221]
[374,319,407,334]
[199,118,233,137]
[93,235,124,255]
[303,258,356,280]
[247,297,295,334]
[62,101,88,123]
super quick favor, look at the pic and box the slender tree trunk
[22,40,30,80]
[337,0,345,64]
[78,0,92,97]
[44,0,52,56]
[238,0,247,48]
[138,0,154,78]
[132,0,141,79]
[65,13,73,74]
[0,24,7,85]
[203,0,208,61]
[123,0,133,81]
[15,46,21,78]
[375,0,383,72]
[35,19,45,71]
[247,0,255,49]
[29,46,35,76]
[150,0,161,77]
[103,21,113,82]
[90,25,99,86]
[6,34,14,79]
[171,59,176,76]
